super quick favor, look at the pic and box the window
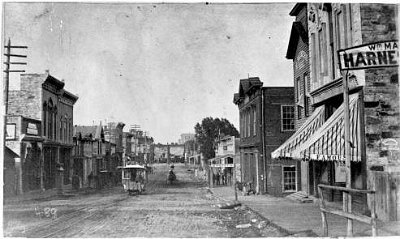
[60,117,63,141]
[297,105,302,120]
[282,166,297,192]
[247,110,251,137]
[309,3,353,91]
[43,102,47,137]
[304,73,310,117]
[296,77,302,101]
[253,107,257,136]
[281,105,295,131]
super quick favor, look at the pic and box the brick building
[233,77,295,195]
[104,122,125,185]
[6,72,78,192]
[273,3,399,221]
[73,124,106,188]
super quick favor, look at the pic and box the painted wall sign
[307,154,345,161]
[6,124,16,139]
[26,123,39,135]
[210,164,234,168]
[381,138,400,151]
[335,162,346,183]
[338,40,399,70]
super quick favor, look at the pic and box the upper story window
[296,77,302,101]
[281,105,295,132]
[304,73,311,117]
[309,3,353,91]
[253,106,257,136]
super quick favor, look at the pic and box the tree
[194,117,239,160]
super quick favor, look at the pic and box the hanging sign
[338,40,399,70]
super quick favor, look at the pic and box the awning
[296,93,361,162]
[271,104,326,159]
[272,93,361,162]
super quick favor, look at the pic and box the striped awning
[296,93,361,162]
[271,104,326,159]
[272,93,361,162]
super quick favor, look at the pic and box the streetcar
[120,164,147,195]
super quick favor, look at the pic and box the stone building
[273,3,399,221]
[6,72,78,192]
[5,116,42,195]
[233,77,295,195]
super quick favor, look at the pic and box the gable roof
[289,3,307,16]
[286,21,308,59]
[234,77,263,104]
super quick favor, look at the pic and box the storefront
[272,93,364,203]
[209,155,235,186]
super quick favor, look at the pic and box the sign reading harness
[338,40,398,70]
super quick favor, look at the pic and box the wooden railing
[318,184,377,237]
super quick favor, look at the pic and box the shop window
[282,166,297,192]
[281,105,295,131]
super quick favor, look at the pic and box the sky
[4,2,295,143]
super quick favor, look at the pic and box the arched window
[53,106,58,140]
[42,102,47,137]
[48,99,53,139]
[64,115,68,143]
[60,116,63,141]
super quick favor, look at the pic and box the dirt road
[3,164,286,237]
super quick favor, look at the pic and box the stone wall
[361,3,399,172]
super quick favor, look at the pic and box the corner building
[7,72,78,191]
[273,3,399,221]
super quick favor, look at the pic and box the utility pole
[343,70,353,237]
[3,38,27,195]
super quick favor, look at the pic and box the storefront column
[39,144,45,191]
[255,153,260,194]
[15,157,23,195]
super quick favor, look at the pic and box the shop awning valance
[271,104,326,159]
[272,93,361,162]
[296,94,361,162]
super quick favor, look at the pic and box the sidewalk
[209,186,400,237]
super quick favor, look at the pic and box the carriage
[120,164,147,195]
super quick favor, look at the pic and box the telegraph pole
[3,38,27,146]
[3,38,27,195]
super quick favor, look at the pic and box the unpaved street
[4,164,286,237]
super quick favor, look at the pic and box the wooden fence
[318,184,377,237]
[373,171,400,222]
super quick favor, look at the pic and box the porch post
[343,70,353,236]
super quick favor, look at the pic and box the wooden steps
[286,191,314,203]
